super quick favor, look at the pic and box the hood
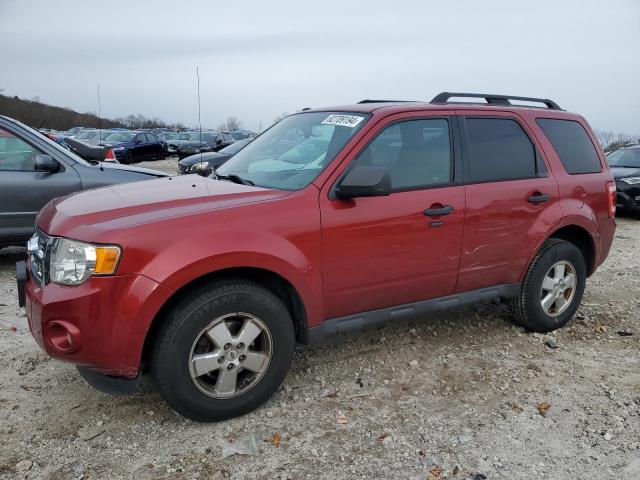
[178,151,229,167]
[97,161,168,177]
[168,140,191,147]
[37,174,290,240]
[611,166,640,179]
[176,141,213,149]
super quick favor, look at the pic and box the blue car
[99,131,167,164]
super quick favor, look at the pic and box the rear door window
[463,117,537,182]
[536,118,601,174]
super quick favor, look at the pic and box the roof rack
[357,99,421,104]
[430,92,562,110]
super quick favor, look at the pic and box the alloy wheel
[188,312,272,399]
[540,260,577,317]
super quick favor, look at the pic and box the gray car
[0,115,168,247]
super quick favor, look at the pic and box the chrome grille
[27,229,53,287]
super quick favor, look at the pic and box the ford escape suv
[17,92,616,422]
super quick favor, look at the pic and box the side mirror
[34,154,59,173]
[335,166,391,199]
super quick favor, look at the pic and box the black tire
[125,151,135,164]
[151,280,295,422]
[509,239,586,333]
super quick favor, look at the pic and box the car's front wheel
[510,239,586,332]
[151,280,295,422]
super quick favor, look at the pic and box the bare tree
[594,129,640,152]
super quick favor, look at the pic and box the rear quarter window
[536,118,601,174]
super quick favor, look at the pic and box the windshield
[232,131,252,140]
[104,132,135,142]
[75,130,97,139]
[220,138,250,155]
[607,148,640,168]
[188,132,217,143]
[216,112,369,190]
[174,132,193,140]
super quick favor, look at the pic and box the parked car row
[37,126,256,165]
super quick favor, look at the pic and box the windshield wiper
[212,170,254,186]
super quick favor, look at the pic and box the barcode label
[321,114,364,128]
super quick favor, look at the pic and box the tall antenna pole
[97,82,103,169]
[97,82,102,136]
[196,66,203,160]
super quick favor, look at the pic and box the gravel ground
[0,167,639,479]
[136,156,181,176]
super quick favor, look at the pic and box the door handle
[527,192,552,204]
[424,205,453,217]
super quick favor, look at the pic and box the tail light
[606,181,616,218]
[104,149,116,162]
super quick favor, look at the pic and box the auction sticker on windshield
[321,114,365,128]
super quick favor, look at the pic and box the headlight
[113,146,125,151]
[189,161,209,172]
[50,238,121,285]
[620,177,640,185]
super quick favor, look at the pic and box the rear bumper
[24,272,172,378]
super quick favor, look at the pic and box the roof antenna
[196,66,203,164]
[97,82,104,170]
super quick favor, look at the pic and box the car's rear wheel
[151,280,295,422]
[509,239,586,332]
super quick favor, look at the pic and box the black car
[607,145,640,213]
[0,115,168,247]
[177,138,251,176]
[170,131,235,158]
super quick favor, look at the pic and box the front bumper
[22,268,172,378]
[616,182,640,209]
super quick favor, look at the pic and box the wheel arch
[548,224,596,276]
[140,266,310,371]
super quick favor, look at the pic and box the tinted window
[146,133,158,142]
[0,127,44,171]
[537,119,601,174]
[351,118,451,190]
[465,118,536,182]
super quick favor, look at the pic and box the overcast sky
[1,0,639,133]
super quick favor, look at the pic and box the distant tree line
[0,94,186,131]
[593,129,639,153]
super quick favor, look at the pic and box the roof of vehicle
[305,92,578,117]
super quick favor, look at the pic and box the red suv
[17,93,616,421]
